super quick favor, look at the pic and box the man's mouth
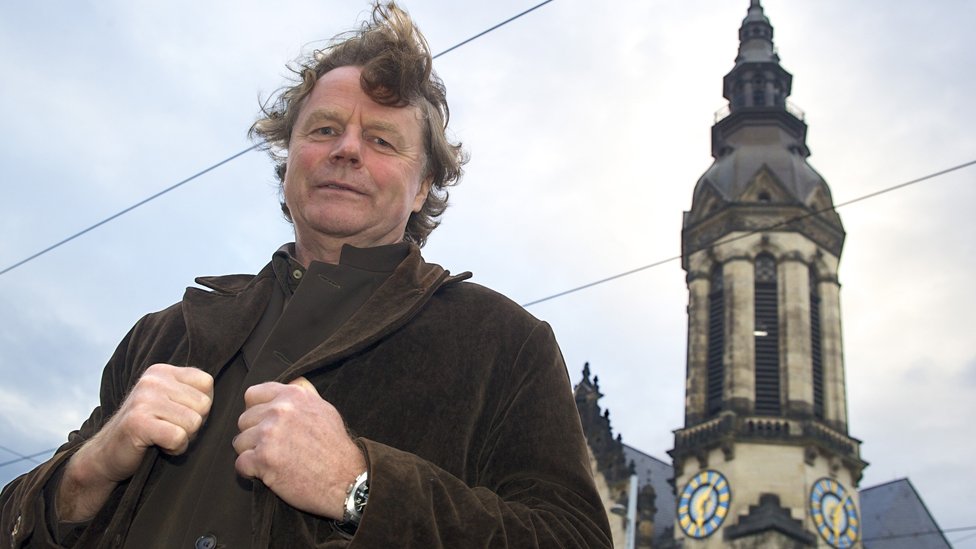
[318,182,363,194]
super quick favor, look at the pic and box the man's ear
[413,175,433,212]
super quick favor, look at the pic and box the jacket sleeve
[0,446,82,548]
[349,321,613,548]
[0,313,175,548]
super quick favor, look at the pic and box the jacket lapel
[277,245,459,381]
[182,264,275,377]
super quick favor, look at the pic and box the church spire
[723,0,792,114]
[685,0,845,262]
[736,0,776,65]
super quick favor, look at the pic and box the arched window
[754,254,781,415]
[706,266,725,418]
[810,266,825,420]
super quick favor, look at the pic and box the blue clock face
[677,470,732,539]
[809,478,860,548]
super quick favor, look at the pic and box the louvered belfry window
[754,254,781,415]
[706,267,725,418]
[810,267,825,420]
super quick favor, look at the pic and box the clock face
[677,470,732,539]
[809,478,860,548]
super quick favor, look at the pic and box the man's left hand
[234,377,367,519]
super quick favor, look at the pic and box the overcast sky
[1,0,974,544]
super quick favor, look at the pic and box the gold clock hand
[693,483,714,531]
[831,494,851,541]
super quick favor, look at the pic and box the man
[1,3,612,547]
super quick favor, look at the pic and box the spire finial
[734,0,777,67]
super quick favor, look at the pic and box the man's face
[283,65,431,253]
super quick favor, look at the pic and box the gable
[737,165,795,204]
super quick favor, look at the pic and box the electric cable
[520,158,976,308]
[0,448,57,469]
[952,529,976,544]
[0,145,260,276]
[0,0,556,278]
[0,444,43,465]
[432,0,553,59]
[863,524,976,542]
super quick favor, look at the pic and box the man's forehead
[306,68,423,123]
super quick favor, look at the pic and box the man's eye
[315,127,336,136]
[371,136,393,148]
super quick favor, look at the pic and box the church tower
[670,2,867,547]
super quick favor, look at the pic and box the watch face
[354,482,369,514]
[809,478,859,548]
[677,470,732,539]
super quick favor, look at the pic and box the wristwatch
[336,471,369,534]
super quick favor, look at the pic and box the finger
[138,365,213,416]
[235,403,267,438]
[243,381,287,409]
[235,450,259,479]
[144,363,214,394]
[164,383,213,419]
[138,415,196,455]
[231,426,258,456]
[289,376,316,393]
[171,366,215,397]
[124,379,206,432]
[144,401,208,448]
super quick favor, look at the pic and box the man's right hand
[56,364,214,522]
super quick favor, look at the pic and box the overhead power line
[863,524,976,542]
[433,0,554,59]
[0,447,56,469]
[520,158,976,308]
[0,444,43,466]
[0,145,260,277]
[0,0,556,278]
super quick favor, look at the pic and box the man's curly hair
[250,2,466,247]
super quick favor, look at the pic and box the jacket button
[195,534,217,549]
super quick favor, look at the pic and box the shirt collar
[271,242,411,295]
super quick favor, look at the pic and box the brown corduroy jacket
[0,245,612,548]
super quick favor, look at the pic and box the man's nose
[329,130,362,166]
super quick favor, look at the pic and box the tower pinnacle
[683,1,844,263]
[736,0,777,66]
[725,0,788,112]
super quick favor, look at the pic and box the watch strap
[337,471,369,534]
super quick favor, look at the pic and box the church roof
[859,478,952,548]
[622,444,676,545]
[697,142,829,207]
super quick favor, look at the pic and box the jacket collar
[182,263,276,378]
[181,244,469,379]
